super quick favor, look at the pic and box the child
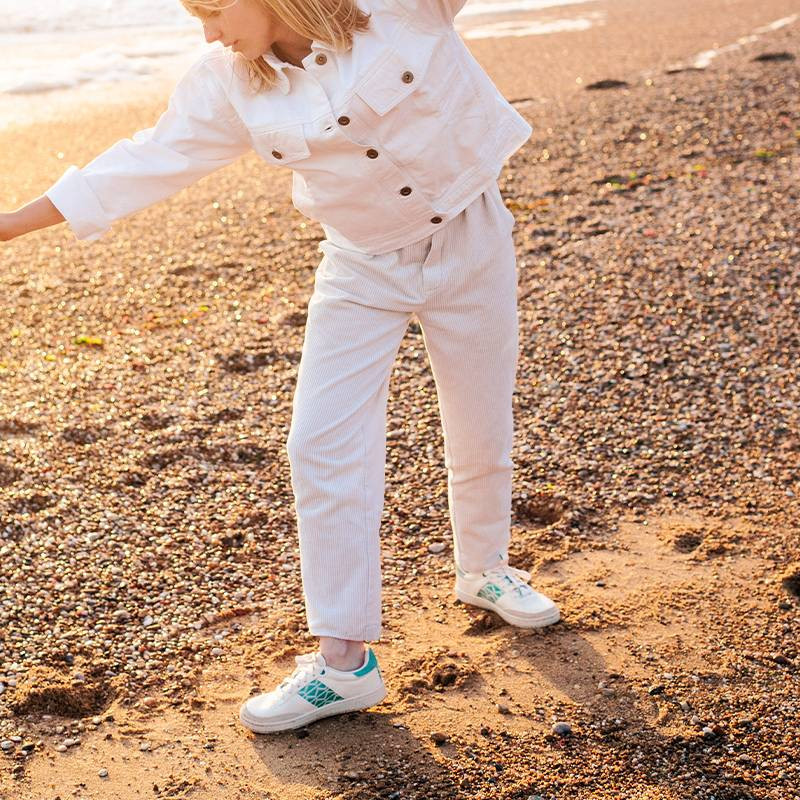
[1,0,560,734]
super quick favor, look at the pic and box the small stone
[552,722,572,736]
[427,542,446,554]
[0,740,13,751]
[63,738,77,748]
[679,700,691,712]
[20,742,35,753]
[344,770,360,780]
[595,580,606,587]
[648,684,665,695]
[497,703,511,715]
[142,615,154,627]
[139,741,151,751]
[98,768,108,778]
[55,745,68,753]
[430,731,448,745]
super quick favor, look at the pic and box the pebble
[427,542,446,554]
[98,768,108,778]
[1,740,13,751]
[430,731,449,745]
[497,703,511,715]
[552,722,572,736]
[139,741,151,751]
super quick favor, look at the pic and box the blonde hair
[180,0,370,92]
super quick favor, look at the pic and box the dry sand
[1,2,799,799]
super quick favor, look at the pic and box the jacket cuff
[44,165,111,241]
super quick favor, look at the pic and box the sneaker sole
[455,587,561,628]
[239,683,388,734]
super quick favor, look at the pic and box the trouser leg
[286,243,418,642]
[415,182,520,575]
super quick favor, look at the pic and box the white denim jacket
[45,0,532,255]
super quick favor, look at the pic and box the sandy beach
[1,1,799,798]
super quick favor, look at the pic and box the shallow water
[0,0,599,100]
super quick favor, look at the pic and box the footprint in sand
[7,666,117,718]
[60,425,111,445]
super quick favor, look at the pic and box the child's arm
[0,196,64,241]
[8,55,252,243]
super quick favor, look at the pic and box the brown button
[337,115,350,126]
[431,216,443,224]
[315,53,327,65]
[399,186,412,196]
[401,70,414,84]
[366,148,379,159]
[271,150,283,159]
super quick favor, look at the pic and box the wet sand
[1,2,799,798]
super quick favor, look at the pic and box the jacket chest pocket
[351,43,490,189]
[250,124,311,165]
[354,44,466,121]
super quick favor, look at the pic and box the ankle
[318,637,366,671]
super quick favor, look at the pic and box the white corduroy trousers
[285,180,519,642]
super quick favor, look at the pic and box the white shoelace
[482,564,534,597]
[276,652,325,696]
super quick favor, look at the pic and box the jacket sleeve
[45,55,253,242]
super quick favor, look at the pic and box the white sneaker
[239,647,388,734]
[455,562,560,628]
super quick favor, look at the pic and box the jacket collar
[262,40,334,95]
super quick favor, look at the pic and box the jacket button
[272,150,283,159]
[366,148,379,159]
[399,186,412,196]
[401,70,414,84]
[315,53,327,65]
[431,216,443,224]
[337,115,350,126]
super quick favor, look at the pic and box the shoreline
[2,0,799,133]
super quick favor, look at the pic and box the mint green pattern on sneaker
[477,582,503,603]
[298,679,344,708]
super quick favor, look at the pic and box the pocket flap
[355,49,420,116]
[251,124,310,163]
